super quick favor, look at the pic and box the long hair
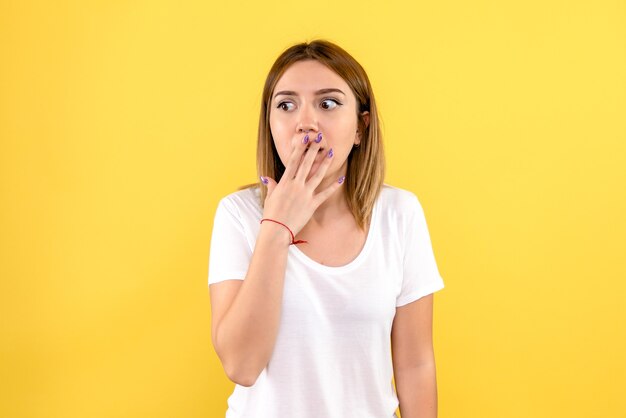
[238,39,385,231]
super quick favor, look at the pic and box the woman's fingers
[313,174,345,207]
[260,130,344,236]
[261,175,277,199]
[282,133,311,181]
[307,144,335,189]
[295,132,324,182]
[308,146,344,205]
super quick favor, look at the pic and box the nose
[296,102,319,134]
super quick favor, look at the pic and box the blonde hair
[238,39,385,231]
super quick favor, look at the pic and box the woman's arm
[210,221,291,387]
[210,135,341,387]
[391,293,438,418]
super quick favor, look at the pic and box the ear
[356,111,370,145]
[361,111,370,130]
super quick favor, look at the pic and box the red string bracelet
[260,218,308,245]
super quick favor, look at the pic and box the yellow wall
[1,1,624,417]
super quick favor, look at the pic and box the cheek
[269,114,290,141]
[327,122,358,147]
[269,125,290,164]
[270,114,300,152]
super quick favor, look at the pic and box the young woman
[208,39,445,418]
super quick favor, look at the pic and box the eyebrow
[273,88,346,100]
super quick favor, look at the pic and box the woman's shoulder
[377,184,430,237]
[216,184,262,218]
[379,183,422,212]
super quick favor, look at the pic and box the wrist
[260,218,308,246]
[259,220,292,247]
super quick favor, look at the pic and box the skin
[269,59,369,224]
[392,294,438,418]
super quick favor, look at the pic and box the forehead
[273,60,351,96]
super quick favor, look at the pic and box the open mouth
[305,147,325,154]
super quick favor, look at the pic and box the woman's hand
[260,132,344,236]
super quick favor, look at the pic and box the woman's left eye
[321,98,342,110]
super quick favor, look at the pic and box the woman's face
[269,59,369,183]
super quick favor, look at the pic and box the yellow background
[1,1,624,417]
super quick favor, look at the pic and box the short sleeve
[396,195,445,307]
[207,197,252,285]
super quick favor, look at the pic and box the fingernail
[327,148,333,158]
[302,135,309,144]
[338,175,345,184]
[260,176,268,184]
[315,132,322,143]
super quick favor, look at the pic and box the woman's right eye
[277,102,294,111]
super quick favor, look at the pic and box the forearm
[215,222,291,386]
[395,363,438,418]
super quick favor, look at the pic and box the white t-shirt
[208,183,445,418]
